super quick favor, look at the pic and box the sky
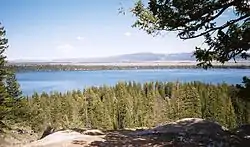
[0,0,234,60]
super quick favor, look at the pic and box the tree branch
[194,4,231,30]
[179,15,249,39]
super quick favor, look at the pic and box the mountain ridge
[9,52,195,63]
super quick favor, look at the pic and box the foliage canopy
[131,0,250,67]
[0,23,22,122]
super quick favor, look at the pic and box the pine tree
[169,82,181,120]
[100,87,113,130]
[5,71,22,100]
[114,82,133,129]
[0,23,10,121]
[177,84,202,119]
[202,86,217,121]
[4,71,26,122]
[84,88,101,129]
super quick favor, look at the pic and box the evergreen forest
[5,81,250,132]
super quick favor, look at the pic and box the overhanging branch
[179,15,249,39]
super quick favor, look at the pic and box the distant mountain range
[10,52,195,63]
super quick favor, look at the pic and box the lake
[16,69,250,96]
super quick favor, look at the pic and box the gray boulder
[132,118,232,146]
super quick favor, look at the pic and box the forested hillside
[11,81,249,132]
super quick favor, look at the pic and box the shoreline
[8,61,250,72]
[8,60,250,65]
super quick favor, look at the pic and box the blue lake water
[16,69,250,96]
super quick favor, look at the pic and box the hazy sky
[1,0,234,60]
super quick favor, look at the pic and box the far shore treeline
[7,63,250,72]
[7,81,250,132]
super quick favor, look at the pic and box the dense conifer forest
[8,81,249,132]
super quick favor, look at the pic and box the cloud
[56,44,74,54]
[57,44,74,50]
[124,32,132,37]
[76,36,84,40]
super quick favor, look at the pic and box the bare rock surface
[23,130,105,147]
[1,118,249,147]
[132,118,228,136]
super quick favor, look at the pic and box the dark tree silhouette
[131,0,250,68]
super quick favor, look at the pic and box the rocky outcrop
[233,124,250,139]
[232,124,250,146]
[131,118,234,146]
[2,118,249,147]
[23,130,105,147]
[133,118,228,135]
